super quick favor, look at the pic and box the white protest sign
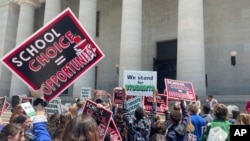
[123,70,157,96]
[80,87,91,100]
[21,102,36,117]
[45,98,62,115]
[126,96,142,114]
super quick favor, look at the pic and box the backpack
[132,130,145,141]
[131,120,147,141]
[206,126,227,141]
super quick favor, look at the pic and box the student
[188,103,206,141]
[235,113,250,125]
[166,97,189,141]
[0,123,26,141]
[201,105,214,125]
[200,104,230,141]
[206,95,218,111]
[123,88,157,141]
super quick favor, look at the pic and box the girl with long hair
[63,115,99,141]
[9,104,24,123]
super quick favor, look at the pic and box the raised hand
[28,84,44,99]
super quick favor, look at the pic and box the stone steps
[1,110,11,124]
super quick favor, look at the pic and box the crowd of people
[0,85,249,141]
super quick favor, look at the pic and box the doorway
[153,40,177,93]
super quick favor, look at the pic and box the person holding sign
[166,96,189,141]
[122,87,157,141]
[28,84,51,141]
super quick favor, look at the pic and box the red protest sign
[21,97,33,105]
[113,87,123,105]
[0,97,6,116]
[82,100,112,141]
[143,94,168,114]
[165,79,196,102]
[1,8,105,102]
[113,87,135,105]
[108,118,122,141]
[2,101,10,114]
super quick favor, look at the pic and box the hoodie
[166,101,189,141]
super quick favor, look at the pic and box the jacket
[33,115,51,141]
[123,101,156,141]
[166,101,189,141]
[200,119,231,141]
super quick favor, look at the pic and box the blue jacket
[166,101,189,141]
[190,114,206,141]
[33,115,51,141]
[123,101,156,141]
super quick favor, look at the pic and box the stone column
[9,0,41,97]
[118,0,142,86]
[43,0,61,24]
[73,0,97,97]
[177,0,206,96]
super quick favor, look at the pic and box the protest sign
[21,97,33,105]
[113,87,135,105]
[123,70,157,96]
[21,102,36,117]
[1,8,105,102]
[108,118,122,141]
[0,97,6,116]
[80,87,91,100]
[143,94,168,114]
[113,87,123,105]
[126,96,142,114]
[82,100,112,141]
[2,101,10,114]
[165,79,196,102]
[45,98,62,115]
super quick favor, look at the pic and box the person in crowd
[68,105,78,118]
[0,117,4,131]
[9,104,24,123]
[47,113,60,139]
[62,115,100,141]
[201,105,214,125]
[53,111,72,141]
[0,123,26,141]
[190,95,201,115]
[245,100,250,113]
[200,104,231,141]
[13,114,33,141]
[166,96,189,141]
[149,133,166,141]
[150,116,163,136]
[28,84,53,141]
[76,100,84,116]
[229,110,240,125]
[162,107,171,135]
[235,113,250,125]
[123,88,157,141]
[188,103,206,141]
[113,106,128,141]
[206,95,218,111]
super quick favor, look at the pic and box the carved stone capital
[12,0,43,8]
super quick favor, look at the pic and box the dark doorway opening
[153,40,177,93]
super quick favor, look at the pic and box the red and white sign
[1,8,104,102]
[108,119,122,141]
[21,97,33,105]
[143,94,168,114]
[82,100,112,141]
[2,101,10,114]
[113,87,135,105]
[165,79,196,102]
[0,97,7,116]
